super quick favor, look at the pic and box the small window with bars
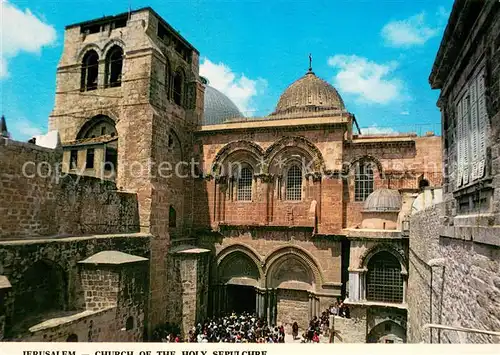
[237,167,253,201]
[70,150,78,170]
[355,163,374,201]
[286,164,302,201]
[366,251,403,303]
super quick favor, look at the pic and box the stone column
[255,288,260,315]
[261,289,268,320]
[272,289,278,326]
[348,269,366,302]
[402,273,408,303]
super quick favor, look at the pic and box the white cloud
[361,125,399,135]
[10,118,44,141]
[199,58,267,115]
[381,12,438,48]
[436,6,450,22]
[0,0,57,79]
[328,55,404,105]
[400,111,410,115]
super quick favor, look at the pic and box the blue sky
[1,0,453,141]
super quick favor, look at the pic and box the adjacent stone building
[1,6,444,342]
[408,0,500,344]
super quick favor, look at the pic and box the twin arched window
[355,162,374,201]
[80,45,123,91]
[237,167,253,201]
[173,69,185,106]
[286,164,302,201]
[81,50,99,91]
[105,46,123,87]
[366,251,403,303]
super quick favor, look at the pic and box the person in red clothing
[312,332,320,343]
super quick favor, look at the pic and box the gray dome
[203,85,243,125]
[364,189,402,212]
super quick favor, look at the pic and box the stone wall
[0,234,150,339]
[20,306,143,342]
[276,289,309,328]
[332,309,367,343]
[408,202,500,344]
[0,138,140,239]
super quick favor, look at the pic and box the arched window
[173,68,184,106]
[81,50,99,91]
[125,316,134,330]
[237,167,253,201]
[165,60,171,100]
[105,46,123,88]
[169,205,176,228]
[355,162,374,201]
[366,251,403,303]
[286,164,302,201]
[66,334,78,342]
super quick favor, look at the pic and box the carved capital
[255,173,274,183]
[215,175,228,184]
[305,171,322,182]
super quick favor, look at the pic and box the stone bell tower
[48,7,205,335]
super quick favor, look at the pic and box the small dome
[272,71,345,116]
[203,85,243,125]
[364,189,402,212]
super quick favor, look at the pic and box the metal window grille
[366,252,403,303]
[286,165,302,201]
[237,167,253,201]
[355,163,374,201]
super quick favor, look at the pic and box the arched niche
[367,320,406,343]
[76,115,117,140]
[13,259,67,326]
[217,250,262,287]
[266,255,314,291]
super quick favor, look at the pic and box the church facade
[0,7,442,343]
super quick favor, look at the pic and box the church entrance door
[226,285,256,314]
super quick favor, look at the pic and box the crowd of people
[156,299,350,343]
[160,312,286,343]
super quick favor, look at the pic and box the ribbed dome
[272,71,345,116]
[364,189,402,212]
[203,85,243,125]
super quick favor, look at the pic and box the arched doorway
[13,260,67,332]
[367,320,406,343]
[266,252,316,328]
[216,249,262,316]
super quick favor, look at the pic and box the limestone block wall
[0,138,140,239]
[276,289,309,328]
[20,307,118,342]
[0,234,150,339]
[408,202,500,344]
[332,308,367,343]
